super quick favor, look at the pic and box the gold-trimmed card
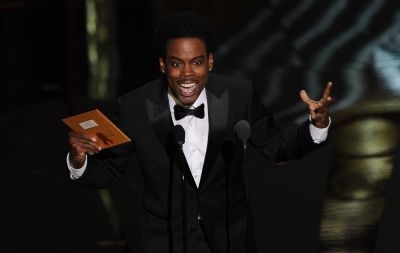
[62,109,131,149]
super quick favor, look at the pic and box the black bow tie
[174,103,205,120]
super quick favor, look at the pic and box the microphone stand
[173,124,187,253]
[241,138,251,253]
[235,120,252,253]
[177,143,188,253]
[168,148,188,253]
[168,156,174,253]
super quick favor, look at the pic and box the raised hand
[299,82,333,128]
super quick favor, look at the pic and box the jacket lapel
[199,84,230,189]
[145,80,173,150]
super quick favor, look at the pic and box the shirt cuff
[309,117,331,144]
[66,153,87,179]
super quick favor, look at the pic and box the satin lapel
[145,86,173,151]
[145,83,197,189]
[199,88,229,189]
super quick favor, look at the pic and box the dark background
[1,0,400,252]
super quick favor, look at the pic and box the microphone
[174,124,185,148]
[234,120,252,253]
[234,120,251,147]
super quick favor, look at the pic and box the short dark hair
[153,11,217,58]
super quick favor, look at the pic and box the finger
[69,131,101,150]
[299,90,313,104]
[321,82,333,101]
[69,137,101,155]
[70,143,93,156]
[78,143,101,154]
[71,147,99,158]
[68,131,97,142]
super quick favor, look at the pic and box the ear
[159,57,165,73]
[208,53,214,71]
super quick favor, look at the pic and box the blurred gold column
[85,0,125,247]
[318,98,400,253]
[86,0,119,100]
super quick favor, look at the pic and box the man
[66,11,333,253]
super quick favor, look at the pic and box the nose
[181,63,194,76]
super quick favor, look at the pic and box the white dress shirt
[168,89,209,188]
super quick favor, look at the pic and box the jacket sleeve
[246,82,327,164]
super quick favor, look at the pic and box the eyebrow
[167,55,206,62]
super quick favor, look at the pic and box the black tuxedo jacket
[70,73,325,253]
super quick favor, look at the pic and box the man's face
[159,37,213,106]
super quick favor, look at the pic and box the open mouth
[178,82,197,96]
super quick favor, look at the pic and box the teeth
[179,82,196,95]
[179,82,196,88]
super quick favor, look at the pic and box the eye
[171,61,182,68]
[193,59,203,66]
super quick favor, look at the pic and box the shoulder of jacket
[209,72,251,85]
[207,73,253,95]
[119,78,163,100]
